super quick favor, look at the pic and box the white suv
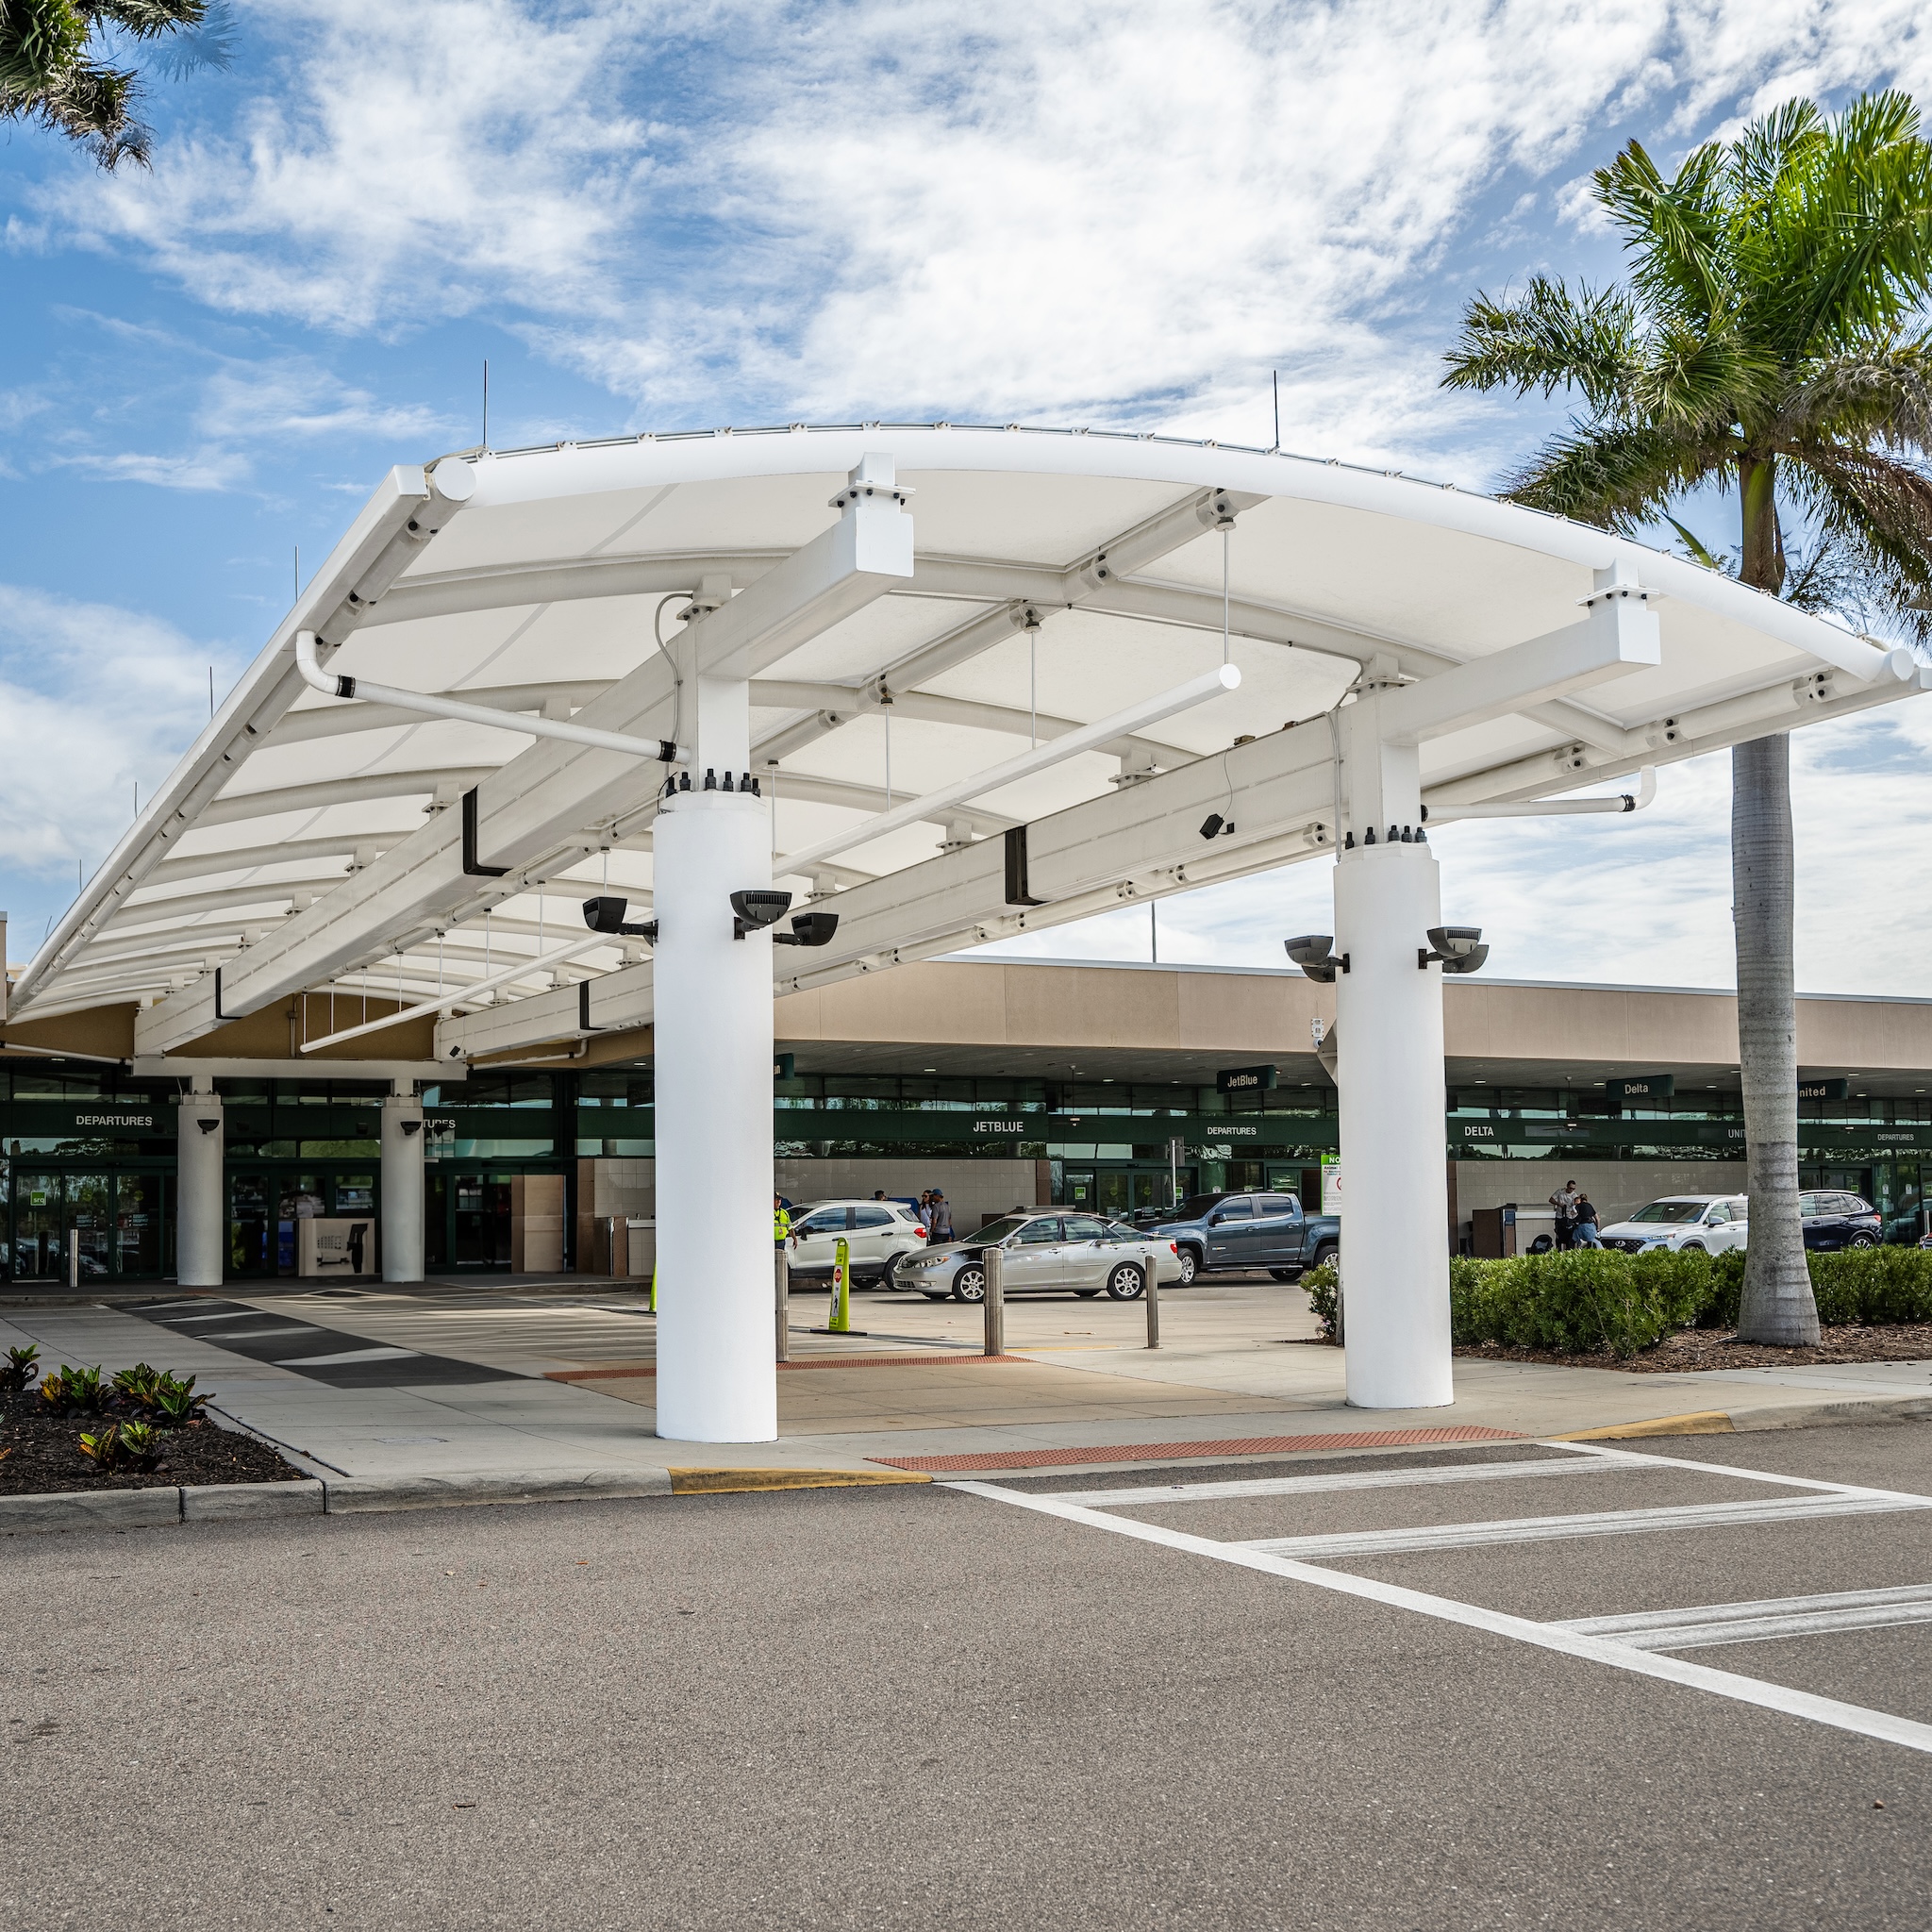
[1597,1194,1749,1255]
[786,1199,928,1286]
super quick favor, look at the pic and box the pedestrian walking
[773,1194,791,1247]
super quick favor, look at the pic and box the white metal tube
[1334,841,1453,1409]
[381,1093,425,1283]
[653,787,776,1441]
[294,631,690,763]
[1427,767,1657,824]
[778,663,1241,874]
[300,935,609,1053]
[175,1094,225,1287]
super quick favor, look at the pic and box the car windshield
[974,1216,1030,1244]
[1626,1200,1707,1224]
[1174,1194,1229,1222]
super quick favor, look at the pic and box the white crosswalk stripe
[1558,1583,1932,1652]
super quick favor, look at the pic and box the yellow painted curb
[667,1467,932,1494]
[1552,1410,1735,1441]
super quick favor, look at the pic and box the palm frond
[1441,277,1638,410]
[1500,422,1711,529]
[1595,137,1730,325]
[1664,515,1729,573]
[1776,340,1932,452]
[1785,448,1932,643]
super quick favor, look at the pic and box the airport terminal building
[7,953,1931,1284]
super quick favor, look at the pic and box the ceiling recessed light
[922,1068,936,1073]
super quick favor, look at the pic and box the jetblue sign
[1216,1065,1278,1093]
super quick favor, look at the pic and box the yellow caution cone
[809,1235,867,1337]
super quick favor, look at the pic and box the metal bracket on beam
[462,790,510,878]
[1004,825,1046,907]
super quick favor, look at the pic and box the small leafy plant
[40,1364,105,1415]
[77,1423,125,1471]
[2,1343,40,1391]
[111,1363,164,1409]
[117,1422,165,1471]
[152,1374,209,1425]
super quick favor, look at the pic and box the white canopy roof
[15,423,1921,1057]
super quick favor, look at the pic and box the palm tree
[1443,92,1932,1345]
[2,0,226,168]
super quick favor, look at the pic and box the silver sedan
[895,1211,1180,1303]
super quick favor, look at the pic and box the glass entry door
[452,1173,513,1268]
[13,1174,64,1280]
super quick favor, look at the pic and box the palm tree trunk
[1731,731,1819,1343]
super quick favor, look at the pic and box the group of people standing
[1548,1179,1602,1249]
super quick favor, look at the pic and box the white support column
[175,1075,225,1287]
[1334,693,1452,1409]
[653,720,776,1441]
[382,1086,425,1284]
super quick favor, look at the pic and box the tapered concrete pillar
[651,783,777,1442]
[175,1081,225,1287]
[1334,837,1453,1409]
[382,1089,425,1283]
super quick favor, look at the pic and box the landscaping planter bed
[0,1391,304,1495]
[1455,1324,1932,1374]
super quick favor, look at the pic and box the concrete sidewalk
[5,1278,1930,1496]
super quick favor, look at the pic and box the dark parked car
[1800,1191,1881,1250]
[1146,1191,1339,1287]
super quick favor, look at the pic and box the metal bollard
[983,1243,1005,1357]
[68,1235,80,1290]
[774,1245,790,1362]
[1145,1254,1160,1349]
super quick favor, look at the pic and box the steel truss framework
[14,425,1925,1055]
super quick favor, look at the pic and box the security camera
[582,895,658,941]
[774,910,840,948]
[1285,935,1348,983]
[1199,812,1235,840]
[401,1119,424,1137]
[731,889,792,940]
[195,1116,221,1135]
[1420,925,1488,974]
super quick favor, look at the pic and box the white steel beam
[132,460,914,1054]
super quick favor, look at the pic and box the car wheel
[920,1291,950,1301]
[1175,1246,1200,1287]
[881,1252,909,1290]
[1269,1268,1300,1282]
[952,1265,987,1304]
[1105,1263,1145,1301]
[1681,1242,1706,1253]
[1074,1288,1102,1298]
[1310,1243,1338,1270]
[1849,1233,1877,1248]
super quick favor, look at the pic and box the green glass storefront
[8,1063,1932,1281]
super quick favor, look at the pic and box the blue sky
[3,0,1929,993]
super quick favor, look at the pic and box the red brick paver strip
[872,1424,1524,1473]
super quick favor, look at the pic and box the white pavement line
[274,1346,424,1366]
[1234,1493,1924,1560]
[949,1480,1932,1758]
[1559,1584,1932,1652]
[1548,1439,1932,1506]
[1055,1457,1649,1508]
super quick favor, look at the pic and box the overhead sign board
[1607,1074,1675,1105]
[1798,1078,1850,1102]
[1217,1065,1278,1093]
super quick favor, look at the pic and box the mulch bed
[0,1390,305,1495]
[1454,1324,1932,1374]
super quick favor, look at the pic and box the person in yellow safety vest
[774,1195,791,1246]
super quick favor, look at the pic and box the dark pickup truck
[1146,1190,1339,1286]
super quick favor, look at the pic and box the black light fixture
[1419,925,1489,974]
[1285,935,1347,982]
[582,895,658,941]
[401,1119,424,1138]
[730,889,792,940]
[1199,812,1235,841]
[195,1116,221,1135]
[774,910,840,948]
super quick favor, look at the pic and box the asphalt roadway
[8,1422,1932,1929]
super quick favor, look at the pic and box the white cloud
[54,447,255,490]
[0,585,242,894]
[39,0,1932,464]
